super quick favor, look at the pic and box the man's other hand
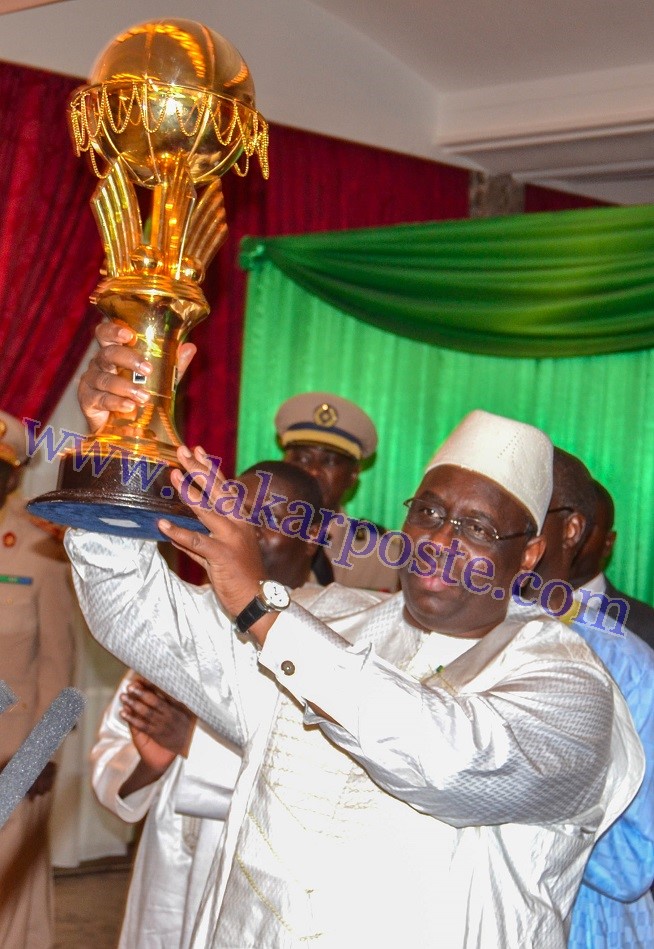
[78,321,196,433]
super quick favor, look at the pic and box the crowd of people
[1,317,653,947]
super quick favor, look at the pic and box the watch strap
[235,596,269,634]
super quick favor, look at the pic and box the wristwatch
[234,580,291,633]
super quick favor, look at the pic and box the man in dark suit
[571,479,654,648]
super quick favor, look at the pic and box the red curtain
[524,183,610,213]
[0,62,103,423]
[183,124,470,475]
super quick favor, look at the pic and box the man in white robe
[92,681,239,949]
[67,324,644,949]
[89,461,327,948]
[68,329,643,947]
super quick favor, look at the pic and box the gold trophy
[28,19,268,539]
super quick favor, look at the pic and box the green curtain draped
[238,207,654,605]
[240,204,654,357]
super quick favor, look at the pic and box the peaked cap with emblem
[0,410,27,468]
[275,392,378,461]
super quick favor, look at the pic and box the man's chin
[402,591,460,634]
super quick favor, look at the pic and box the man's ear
[521,534,547,572]
[602,529,617,567]
[563,512,585,551]
[305,523,321,555]
[348,462,360,490]
[5,468,19,495]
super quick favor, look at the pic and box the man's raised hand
[158,445,276,645]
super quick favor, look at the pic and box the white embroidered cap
[425,410,553,532]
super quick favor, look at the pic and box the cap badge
[313,403,338,428]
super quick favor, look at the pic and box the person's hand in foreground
[118,676,197,798]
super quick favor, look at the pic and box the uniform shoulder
[4,498,69,563]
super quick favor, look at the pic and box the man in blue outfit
[519,446,654,947]
[570,479,654,649]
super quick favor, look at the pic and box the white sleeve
[65,530,244,748]
[258,603,624,827]
[174,723,243,820]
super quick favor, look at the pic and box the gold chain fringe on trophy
[28,19,268,539]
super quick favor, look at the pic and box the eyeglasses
[402,497,536,547]
[546,506,574,516]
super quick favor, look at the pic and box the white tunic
[91,676,241,948]
[66,531,644,949]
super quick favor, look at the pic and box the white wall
[2,0,651,201]
[0,0,443,163]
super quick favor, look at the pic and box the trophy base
[27,453,210,542]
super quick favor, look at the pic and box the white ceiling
[1,0,653,204]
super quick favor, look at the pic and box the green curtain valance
[240,204,654,357]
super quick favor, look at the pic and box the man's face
[534,484,570,584]
[400,465,543,637]
[571,502,616,585]
[240,471,316,590]
[283,444,358,511]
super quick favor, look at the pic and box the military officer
[275,392,399,591]
[0,410,75,949]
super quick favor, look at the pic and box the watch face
[261,579,290,610]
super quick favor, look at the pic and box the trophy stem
[92,281,208,460]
